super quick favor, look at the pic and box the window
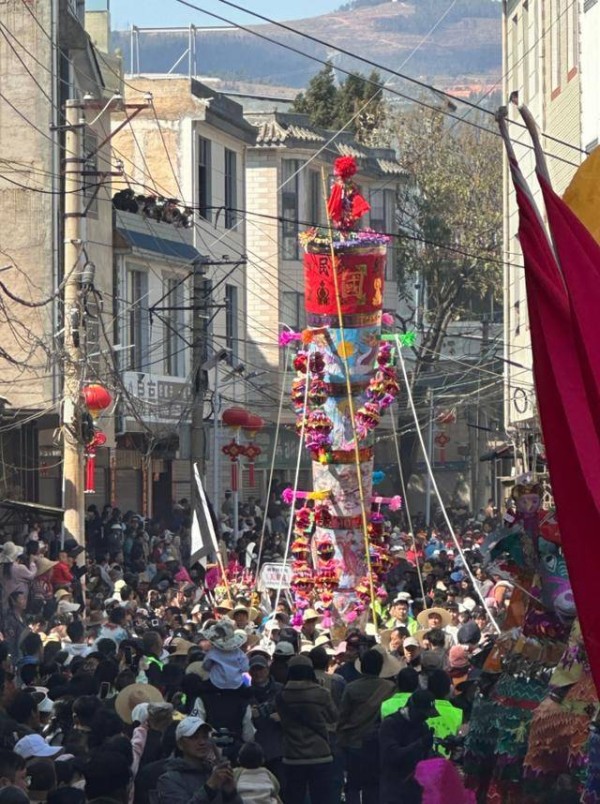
[82,131,98,217]
[308,170,321,226]
[282,291,306,331]
[224,149,237,229]
[126,268,149,371]
[370,189,396,279]
[225,284,239,365]
[550,0,562,92]
[522,2,529,103]
[281,159,301,260]
[198,136,212,221]
[511,14,519,92]
[370,189,385,231]
[567,0,579,74]
[163,277,185,377]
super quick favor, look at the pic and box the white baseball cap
[14,734,62,760]
[175,716,212,740]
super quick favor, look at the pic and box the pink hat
[448,645,469,670]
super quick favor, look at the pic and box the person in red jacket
[51,550,73,590]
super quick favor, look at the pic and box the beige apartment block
[0,0,117,506]
[502,0,584,459]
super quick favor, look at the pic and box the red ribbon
[85,451,96,493]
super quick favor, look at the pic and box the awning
[479,443,521,462]
[116,228,203,263]
[0,500,64,526]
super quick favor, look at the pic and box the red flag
[508,162,600,693]
[538,175,600,436]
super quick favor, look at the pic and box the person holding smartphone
[156,716,242,804]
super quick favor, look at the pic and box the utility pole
[62,99,85,549]
[191,260,209,506]
[424,388,434,528]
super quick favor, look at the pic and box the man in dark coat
[379,689,437,804]
[248,653,283,782]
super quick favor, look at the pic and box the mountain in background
[111,0,501,94]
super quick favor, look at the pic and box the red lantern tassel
[231,460,238,492]
[85,451,96,493]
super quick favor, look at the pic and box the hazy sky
[109,1,343,30]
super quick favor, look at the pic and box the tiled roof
[254,119,325,147]
[246,113,406,177]
[336,142,368,159]
[376,158,407,175]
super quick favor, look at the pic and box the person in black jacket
[276,655,337,804]
[248,653,283,783]
[378,689,437,804]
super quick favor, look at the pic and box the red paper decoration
[82,384,112,419]
[222,439,244,491]
[84,430,107,494]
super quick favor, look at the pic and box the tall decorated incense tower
[284,157,401,624]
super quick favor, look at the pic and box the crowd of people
[0,490,507,804]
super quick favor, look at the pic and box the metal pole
[424,388,434,527]
[233,426,239,543]
[62,99,85,550]
[213,369,220,513]
[190,261,208,516]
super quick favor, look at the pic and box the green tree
[292,62,338,128]
[394,104,502,358]
[391,103,503,484]
[293,65,387,143]
[334,70,387,145]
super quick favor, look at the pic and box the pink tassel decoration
[381,312,394,326]
[279,330,302,347]
[281,488,295,506]
[389,495,403,511]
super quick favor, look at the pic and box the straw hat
[185,662,209,680]
[233,604,260,621]
[170,638,195,657]
[0,542,23,564]
[302,609,322,622]
[215,600,234,613]
[35,557,58,577]
[54,589,72,601]
[416,607,452,630]
[115,683,164,724]
[354,644,403,679]
[379,629,394,651]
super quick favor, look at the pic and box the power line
[173,0,583,168]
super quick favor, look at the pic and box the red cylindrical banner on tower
[304,246,386,315]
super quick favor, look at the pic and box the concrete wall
[581,0,600,150]
[0,1,57,410]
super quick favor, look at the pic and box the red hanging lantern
[242,413,264,437]
[82,384,112,420]
[222,407,250,429]
[222,439,244,492]
[84,430,107,494]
